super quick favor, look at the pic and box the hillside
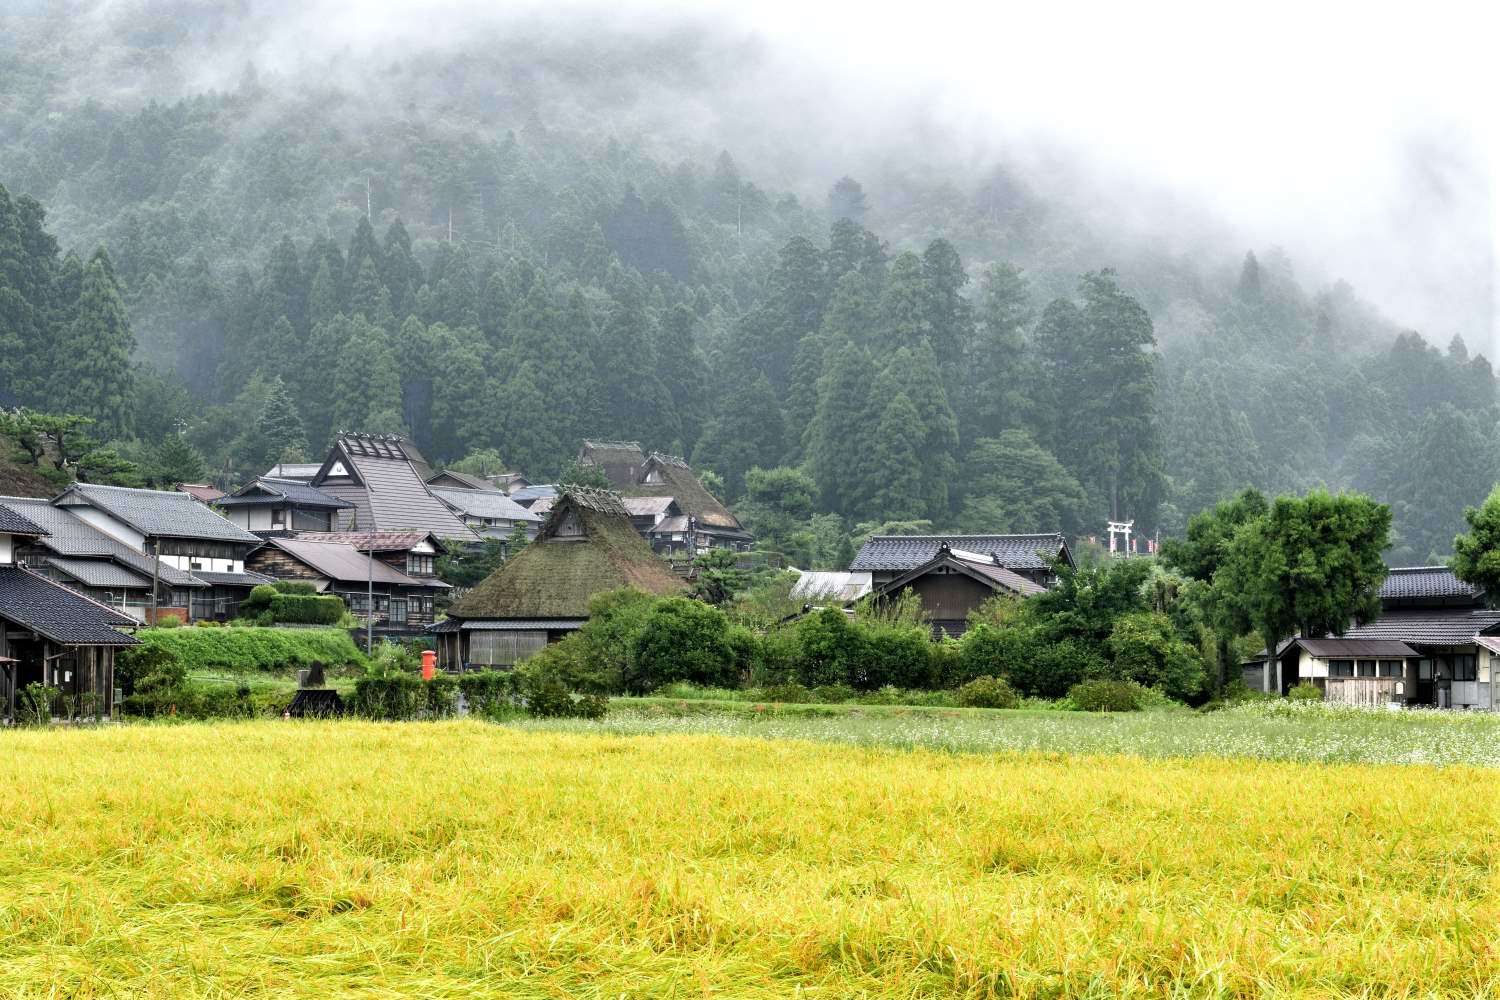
[0,2,1491,564]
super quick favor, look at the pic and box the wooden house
[1246,566,1500,708]
[217,477,354,536]
[850,533,1073,590]
[626,454,751,554]
[431,488,683,670]
[868,542,1045,637]
[577,440,648,490]
[425,469,498,491]
[309,433,479,542]
[0,501,138,720]
[247,534,447,635]
[50,484,269,621]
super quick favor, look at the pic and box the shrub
[856,622,934,690]
[135,626,365,672]
[240,584,278,618]
[761,682,812,703]
[273,580,318,596]
[266,593,345,625]
[155,614,182,628]
[811,683,856,704]
[115,643,183,697]
[1010,637,1108,699]
[794,608,863,688]
[18,683,55,726]
[1288,682,1324,702]
[627,597,736,693]
[1105,611,1206,702]
[1068,679,1145,712]
[458,670,520,718]
[957,675,1020,709]
[957,623,1030,687]
[747,628,801,687]
[516,659,609,719]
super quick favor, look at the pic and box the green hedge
[267,593,345,625]
[134,626,365,672]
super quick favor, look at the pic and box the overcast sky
[73,0,1499,347]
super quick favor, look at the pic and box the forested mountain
[0,2,1491,565]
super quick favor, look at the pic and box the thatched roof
[624,454,743,531]
[578,440,646,490]
[448,488,683,620]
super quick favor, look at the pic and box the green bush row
[132,625,365,672]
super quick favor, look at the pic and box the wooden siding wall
[906,573,994,626]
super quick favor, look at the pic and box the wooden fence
[1324,677,1402,707]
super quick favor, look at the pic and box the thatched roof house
[625,453,750,554]
[432,487,683,669]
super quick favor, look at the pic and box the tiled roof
[45,557,151,589]
[425,470,497,491]
[623,496,678,517]
[265,537,444,588]
[510,484,559,505]
[1296,639,1419,658]
[0,498,204,588]
[296,530,442,552]
[1340,608,1500,646]
[316,435,477,541]
[58,483,260,543]
[219,478,353,510]
[950,550,1048,596]
[851,534,1069,572]
[1379,566,1482,602]
[454,618,586,630]
[264,463,323,482]
[0,503,47,536]
[0,565,139,645]
[191,570,278,588]
[429,487,542,522]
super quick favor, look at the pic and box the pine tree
[331,317,403,435]
[259,235,306,336]
[349,256,394,329]
[307,258,341,331]
[884,340,960,519]
[827,176,868,224]
[56,251,136,437]
[807,343,881,515]
[596,272,678,447]
[826,218,886,283]
[380,218,422,321]
[427,326,490,463]
[920,238,970,389]
[251,375,309,472]
[150,433,208,487]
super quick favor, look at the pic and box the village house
[850,533,1074,590]
[868,542,1045,637]
[0,501,139,720]
[424,469,498,492]
[49,483,270,621]
[263,462,323,483]
[509,484,559,509]
[177,483,225,504]
[217,477,355,536]
[247,534,448,635]
[577,442,752,554]
[428,486,542,541]
[431,487,683,671]
[308,432,479,542]
[1246,566,1500,708]
[0,495,208,620]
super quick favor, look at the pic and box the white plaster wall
[71,506,145,549]
[0,533,12,564]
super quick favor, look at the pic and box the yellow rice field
[2,720,1498,998]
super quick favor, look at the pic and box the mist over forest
[0,0,1494,564]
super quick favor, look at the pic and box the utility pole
[366,538,375,653]
[150,539,161,624]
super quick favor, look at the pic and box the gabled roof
[178,483,226,504]
[1293,638,1419,658]
[624,454,743,532]
[1379,566,1483,604]
[578,440,647,490]
[264,462,323,482]
[449,489,683,620]
[295,530,448,553]
[264,537,445,588]
[0,503,46,537]
[510,484,559,506]
[1340,608,1500,646]
[425,470,497,491]
[0,565,139,645]
[429,487,542,523]
[219,477,354,510]
[623,496,679,517]
[312,433,478,541]
[0,497,204,588]
[191,569,278,588]
[851,534,1072,573]
[55,483,260,544]
[874,544,1046,602]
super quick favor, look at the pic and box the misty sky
[66,0,1500,348]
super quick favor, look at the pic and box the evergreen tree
[427,327,490,463]
[331,317,403,435]
[957,431,1088,534]
[885,340,960,519]
[920,238,970,389]
[655,303,711,454]
[259,235,306,336]
[964,262,1032,441]
[691,372,786,498]
[825,218,886,283]
[55,251,135,437]
[250,375,308,472]
[307,258,341,331]
[380,218,422,321]
[877,251,931,351]
[865,392,926,521]
[149,433,208,487]
[808,343,880,515]
[596,272,678,446]
[827,176,868,224]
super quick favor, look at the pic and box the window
[1357,659,1377,678]
[1378,660,1404,678]
[389,599,407,625]
[1454,654,1477,681]
[271,508,286,528]
[1329,659,1354,677]
[1418,659,1433,680]
[468,629,548,666]
[406,554,434,575]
